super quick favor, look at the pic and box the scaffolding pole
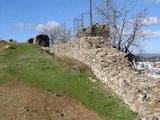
[81,12,90,29]
[73,18,82,35]
[90,0,93,26]
[90,0,93,36]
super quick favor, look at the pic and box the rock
[119,79,128,88]
[24,106,30,112]
[56,93,63,97]
[4,45,15,49]
[88,77,97,83]
[142,113,160,120]
[59,113,64,118]
[4,45,10,49]
[155,100,160,104]
[138,93,148,103]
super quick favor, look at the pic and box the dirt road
[0,81,102,120]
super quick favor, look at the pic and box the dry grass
[0,41,7,52]
[54,55,92,74]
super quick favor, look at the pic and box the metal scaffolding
[73,0,93,36]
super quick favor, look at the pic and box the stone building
[76,24,110,46]
[28,38,34,44]
[27,35,50,47]
[35,35,50,47]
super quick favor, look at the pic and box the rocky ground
[0,81,102,120]
[136,61,160,78]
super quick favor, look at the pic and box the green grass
[0,43,137,120]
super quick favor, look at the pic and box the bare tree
[39,24,71,45]
[97,0,147,54]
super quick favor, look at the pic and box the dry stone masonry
[76,24,110,47]
[77,24,109,37]
[48,37,160,120]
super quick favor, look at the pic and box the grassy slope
[0,43,137,120]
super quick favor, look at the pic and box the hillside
[0,42,136,120]
[48,36,160,119]
[135,53,160,62]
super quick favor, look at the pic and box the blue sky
[0,0,160,53]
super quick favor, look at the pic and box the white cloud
[35,21,60,32]
[143,30,160,38]
[143,17,160,25]
[16,21,60,32]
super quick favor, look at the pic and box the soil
[0,81,102,120]
[0,42,6,52]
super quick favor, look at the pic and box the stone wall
[48,37,160,119]
[76,24,110,46]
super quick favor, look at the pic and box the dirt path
[0,81,102,120]
[0,41,7,52]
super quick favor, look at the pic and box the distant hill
[135,53,160,62]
